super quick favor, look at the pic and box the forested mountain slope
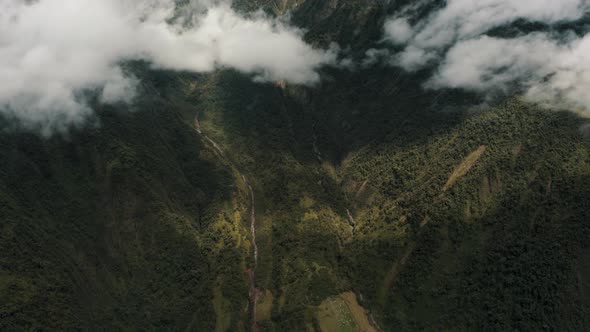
[0,72,250,330]
[2,1,590,331]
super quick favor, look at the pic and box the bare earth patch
[379,242,416,306]
[443,145,487,192]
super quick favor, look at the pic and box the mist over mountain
[0,0,336,133]
[377,0,590,110]
[2,1,590,331]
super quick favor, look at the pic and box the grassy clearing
[340,292,378,332]
[317,292,378,332]
[256,290,274,322]
[317,296,357,332]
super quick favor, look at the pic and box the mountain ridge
[2,1,590,331]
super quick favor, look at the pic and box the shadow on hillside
[0,92,238,330]
[204,67,477,167]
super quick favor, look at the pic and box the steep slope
[0,70,250,331]
[187,66,590,331]
[2,1,590,331]
[341,101,590,331]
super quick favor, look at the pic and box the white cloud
[427,35,557,91]
[384,18,414,44]
[397,45,436,71]
[362,48,391,67]
[380,0,590,111]
[399,0,588,52]
[0,0,336,133]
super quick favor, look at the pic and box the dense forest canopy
[1,0,590,331]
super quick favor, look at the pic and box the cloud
[389,0,588,63]
[384,18,414,45]
[380,0,590,111]
[427,34,557,91]
[0,0,337,134]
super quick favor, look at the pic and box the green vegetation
[0,70,250,331]
[342,101,590,331]
[317,296,357,332]
[317,292,378,332]
[2,1,590,331]
[187,64,590,331]
[3,65,590,332]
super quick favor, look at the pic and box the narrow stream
[243,175,259,332]
[194,114,259,332]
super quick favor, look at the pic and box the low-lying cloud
[0,0,336,133]
[379,0,590,111]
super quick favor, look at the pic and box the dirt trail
[194,114,260,332]
[379,242,416,306]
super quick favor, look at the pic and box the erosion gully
[194,114,260,332]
